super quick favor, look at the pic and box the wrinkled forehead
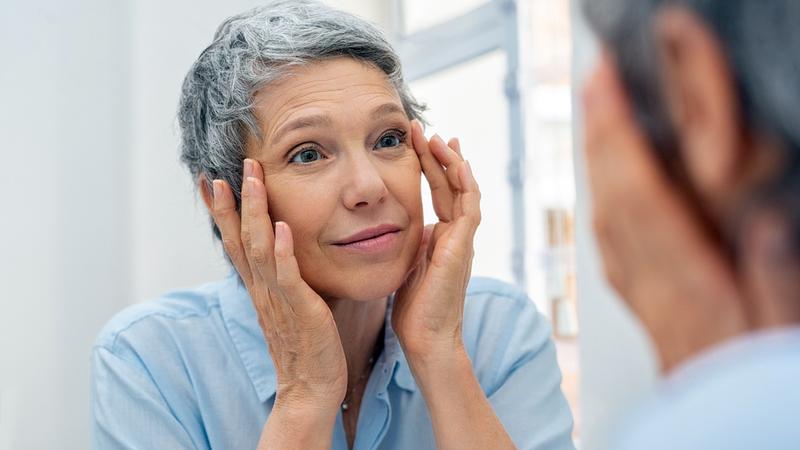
[244,57,407,155]
[254,58,401,124]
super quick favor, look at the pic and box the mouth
[333,224,403,252]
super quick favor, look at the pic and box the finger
[448,137,463,158]
[211,179,254,287]
[240,159,277,283]
[429,134,465,191]
[412,120,454,222]
[411,224,434,269]
[440,163,481,266]
[273,221,323,316]
[456,161,481,235]
[430,134,469,219]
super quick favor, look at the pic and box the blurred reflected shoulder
[615,329,800,450]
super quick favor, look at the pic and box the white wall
[570,2,659,449]
[1,1,131,448]
[0,1,386,449]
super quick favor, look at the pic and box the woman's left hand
[392,120,481,365]
[392,122,517,450]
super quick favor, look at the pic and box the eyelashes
[374,129,407,150]
[287,128,409,165]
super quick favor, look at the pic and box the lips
[333,224,403,246]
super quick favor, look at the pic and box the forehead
[254,57,402,127]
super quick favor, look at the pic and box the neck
[325,296,388,386]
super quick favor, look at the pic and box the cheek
[265,177,332,256]
[384,158,423,220]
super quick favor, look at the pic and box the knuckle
[221,237,240,255]
[240,229,254,249]
[275,267,300,291]
[249,246,270,266]
[213,202,236,217]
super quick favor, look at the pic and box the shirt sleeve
[91,345,201,450]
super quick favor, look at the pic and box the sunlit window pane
[401,0,490,34]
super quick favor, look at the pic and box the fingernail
[275,221,285,240]
[274,221,287,254]
[243,159,253,177]
[431,134,444,146]
[247,177,259,193]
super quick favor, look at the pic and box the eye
[375,130,406,150]
[290,147,324,164]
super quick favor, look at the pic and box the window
[400,0,490,33]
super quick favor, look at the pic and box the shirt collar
[218,273,417,403]
[383,294,417,392]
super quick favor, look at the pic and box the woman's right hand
[210,158,347,416]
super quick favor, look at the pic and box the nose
[340,152,388,210]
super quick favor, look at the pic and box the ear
[654,7,745,207]
[198,175,214,213]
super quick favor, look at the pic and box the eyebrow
[370,102,406,120]
[270,102,408,146]
[271,114,333,145]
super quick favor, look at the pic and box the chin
[311,262,411,302]
[343,266,410,301]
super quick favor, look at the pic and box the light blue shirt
[91,275,575,450]
[613,327,800,450]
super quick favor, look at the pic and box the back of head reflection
[583,1,800,449]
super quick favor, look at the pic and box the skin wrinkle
[260,83,402,149]
[248,57,423,305]
[177,1,427,247]
[238,58,425,448]
[175,4,518,449]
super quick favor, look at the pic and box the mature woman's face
[249,57,423,301]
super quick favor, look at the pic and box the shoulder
[93,278,228,354]
[463,276,549,340]
[462,277,555,387]
[614,333,800,450]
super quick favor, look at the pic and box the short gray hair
[178,0,425,241]
[584,0,800,251]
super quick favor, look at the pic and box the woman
[91,2,574,449]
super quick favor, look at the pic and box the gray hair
[584,0,800,250]
[178,0,426,241]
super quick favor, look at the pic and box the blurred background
[0,0,657,448]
